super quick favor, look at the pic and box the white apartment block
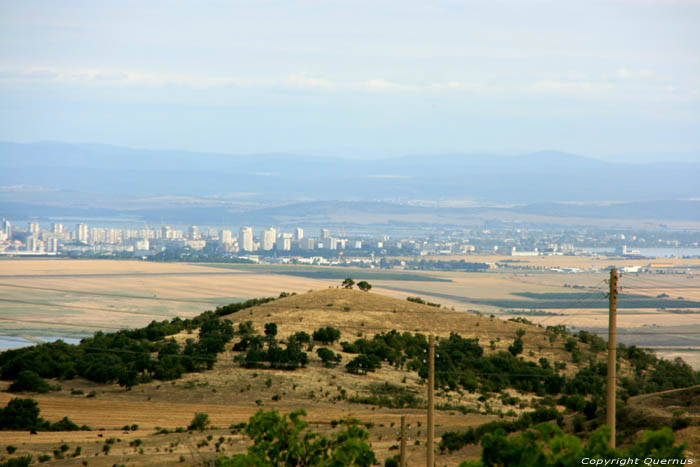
[239,227,254,252]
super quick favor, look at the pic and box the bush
[8,371,54,394]
[0,456,33,467]
[313,327,341,344]
[188,412,210,432]
[215,409,376,466]
[357,281,372,292]
[317,348,342,367]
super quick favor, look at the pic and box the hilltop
[0,288,697,466]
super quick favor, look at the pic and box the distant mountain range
[1,141,699,226]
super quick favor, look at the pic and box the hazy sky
[1,0,699,159]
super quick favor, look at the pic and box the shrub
[8,371,53,394]
[317,348,342,367]
[313,327,341,344]
[188,412,210,432]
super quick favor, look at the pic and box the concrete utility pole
[607,268,618,448]
[400,415,407,467]
[427,335,435,467]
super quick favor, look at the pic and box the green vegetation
[348,382,422,409]
[341,331,564,394]
[312,327,341,344]
[356,281,372,292]
[0,398,89,432]
[406,296,441,307]
[8,370,59,394]
[316,348,342,367]
[0,456,33,467]
[188,412,210,432]
[440,407,562,452]
[215,409,376,467]
[0,296,278,388]
[234,323,309,370]
[459,424,685,467]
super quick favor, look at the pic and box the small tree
[508,338,524,357]
[313,327,341,344]
[341,278,355,289]
[357,281,372,292]
[8,371,52,394]
[216,409,376,466]
[188,412,210,432]
[264,323,278,338]
[317,348,342,368]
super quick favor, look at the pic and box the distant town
[1,218,699,273]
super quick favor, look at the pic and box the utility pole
[400,415,407,467]
[427,335,435,467]
[607,268,618,449]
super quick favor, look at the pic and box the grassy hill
[0,288,697,466]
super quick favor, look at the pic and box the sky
[0,0,699,159]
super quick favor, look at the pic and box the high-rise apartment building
[1,219,11,240]
[188,225,200,240]
[262,227,276,251]
[238,227,253,252]
[29,222,40,235]
[276,233,292,251]
[220,230,233,245]
[320,228,331,240]
[76,223,89,244]
[294,227,304,241]
[52,223,64,234]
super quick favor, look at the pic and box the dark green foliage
[234,328,309,370]
[0,297,273,388]
[264,323,277,338]
[458,424,686,467]
[349,383,422,409]
[342,278,355,289]
[215,409,376,467]
[356,281,372,292]
[188,412,210,432]
[316,348,341,367]
[508,338,524,356]
[0,398,87,432]
[8,370,54,393]
[0,398,40,431]
[289,331,311,344]
[439,407,562,453]
[312,327,341,344]
[346,355,382,374]
[0,456,33,467]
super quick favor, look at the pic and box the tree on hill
[341,278,355,289]
[357,281,372,292]
[188,412,210,432]
[312,327,341,344]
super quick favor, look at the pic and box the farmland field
[1,258,700,367]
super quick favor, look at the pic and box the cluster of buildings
[0,220,367,257]
[1,219,698,264]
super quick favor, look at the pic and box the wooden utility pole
[427,335,435,467]
[400,416,407,467]
[607,268,618,448]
